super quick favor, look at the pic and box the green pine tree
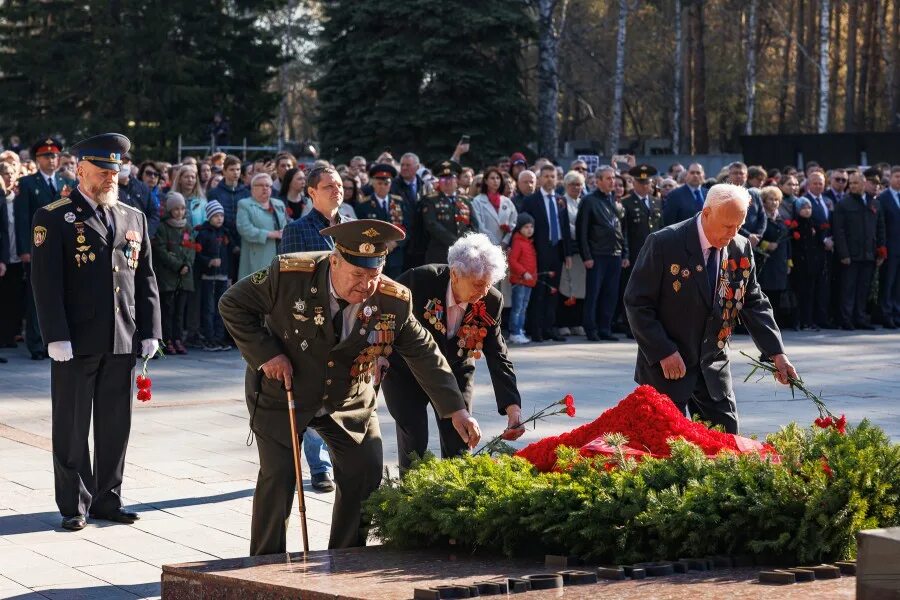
[314,0,534,167]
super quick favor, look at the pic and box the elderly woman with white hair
[625,183,799,434]
[236,172,287,279]
[382,232,524,472]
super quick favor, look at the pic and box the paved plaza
[1,330,899,599]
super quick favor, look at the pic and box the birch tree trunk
[817,0,830,133]
[535,0,569,159]
[844,0,859,130]
[673,0,683,153]
[892,0,900,129]
[691,0,709,153]
[743,0,758,135]
[607,0,628,156]
[776,0,795,134]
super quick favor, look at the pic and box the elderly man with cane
[219,219,481,555]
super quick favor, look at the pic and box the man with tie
[824,169,848,206]
[878,166,900,329]
[219,219,482,554]
[15,138,68,360]
[804,170,836,328]
[625,184,797,433]
[662,162,706,226]
[30,133,162,531]
[354,163,409,278]
[578,166,629,341]
[620,164,663,337]
[382,233,523,472]
[522,164,573,342]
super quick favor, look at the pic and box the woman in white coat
[471,167,518,312]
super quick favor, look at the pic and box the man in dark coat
[219,219,481,555]
[382,234,523,471]
[522,164,573,342]
[354,163,410,278]
[662,163,706,226]
[14,138,69,360]
[619,164,662,337]
[877,166,900,328]
[833,171,886,329]
[421,161,479,265]
[625,183,798,434]
[117,166,159,237]
[30,133,162,531]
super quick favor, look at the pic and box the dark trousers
[840,260,875,325]
[161,289,190,342]
[23,263,43,353]
[249,412,383,555]
[185,272,203,340]
[880,255,900,322]
[527,247,563,338]
[200,279,228,342]
[793,266,826,327]
[0,262,26,344]
[670,372,739,434]
[51,353,136,517]
[583,255,622,335]
[381,373,470,472]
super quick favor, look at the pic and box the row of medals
[351,313,395,384]
[423,299,446,334]
[716,262,749,348]
[457,324,488,360]
[74,226,96,267]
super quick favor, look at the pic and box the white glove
[48,341,74,362]
[141,338,159,358]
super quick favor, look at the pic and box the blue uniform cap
[70,133,131,173]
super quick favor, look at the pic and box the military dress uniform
[354,164,410,278]
[30,134,162,529]
[381,264,520,471]
[422,161,479,264]
[218,220,468,555]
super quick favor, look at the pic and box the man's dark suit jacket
[383,264,520,415]
[833,193,886,262]
[624,217,784,405]
[521,190,573,270]
[14,171,67,256]
[662,184,706,226]
[877,189,900,258]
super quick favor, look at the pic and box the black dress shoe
[855,322,876,330]
[0,357,7,363]
[89,509,139,524]
[882,319,897,329]
[30,351,47,360]
[61,515,86,531]
[311,472,335,492]
[598,334,619,341]
[0,342,16,348]
[585,332,600,342]
[549,335,566,342]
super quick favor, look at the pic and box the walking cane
[285,386,310,554]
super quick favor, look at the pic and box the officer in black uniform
[30,133,162,531]
[354,164,410,278]
[422,160,479,264]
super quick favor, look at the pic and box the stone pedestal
[161,547,854,599]
[857,527,900,600]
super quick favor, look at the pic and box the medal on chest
[715,255,751,348]
[423,298,446,334]
[457,301,494,360]
[73,222,94,267]
[351,313,395,384]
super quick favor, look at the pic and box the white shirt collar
[446,279,467,313]
[696,215,715,257]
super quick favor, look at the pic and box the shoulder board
[424,192,439,200]
[279,255,317,273]
[44,198,71,211]
[378,277,410,302]
[389,194,403,201]
[457,194,470,201]
[118,202,142,214]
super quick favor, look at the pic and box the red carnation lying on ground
[515,385,779,472]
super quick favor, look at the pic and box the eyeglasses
[252,183,272,188]
[833,177,847,182]
[144,171,159,177]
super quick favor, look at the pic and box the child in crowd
[789,197,827,331]
[152,192,196,355]
[507,213,537,344]
[195,200,234,351]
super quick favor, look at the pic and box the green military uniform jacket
[621,192,663,263]
[218,252,466,446]
[422,192,479,264]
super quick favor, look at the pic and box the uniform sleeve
[623,234,679,364]
[30,209,70,343]
[218,255,284,370]
[135,213,162,341]
[392,294,466,418]
[739,247,785,358]
[483,295,521,414]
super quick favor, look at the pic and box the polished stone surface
[160,548,855,599]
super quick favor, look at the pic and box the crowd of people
[1,137,899,366]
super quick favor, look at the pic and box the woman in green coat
[152,192,196,354]
[236,173,287,280]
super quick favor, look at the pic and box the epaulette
[118,202,143,214]
[389,193,403,201]
[279,255,317,273]
[360,194,371,203]
[378,277,411,302]
[44,198,71,211]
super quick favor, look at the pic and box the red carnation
[814,416,833,429]
[137,389,152,402]
[565,405,576,417]
[834,414,847,435]
[564,296,576,306]
[792,231,801,240]
[136,375,152,390]
[194,243,202,252]
[820,456,834,479]
[564,394,575,409]
[739,257,750,269]
[877,246,888,260]
[728,259,738,271]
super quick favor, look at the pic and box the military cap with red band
[31,137,62,157]
[367,163,398,180]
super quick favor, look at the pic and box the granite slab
[161,547,855,599]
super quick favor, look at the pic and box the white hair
[447,233,507,284]
[704,183,751,211]
[400,152,420,166]
[563,170,585,186]
[250,172,272,186]
[517,169,535,182]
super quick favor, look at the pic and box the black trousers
[161,290,190,342]
[669,372,739,434]
[839,260,875,325]
[381,372,471,472]
[0,262,26,344]
[23,262,43,353]
[527,247,563,338]
[249,412,383,556]
[51,353,136,517]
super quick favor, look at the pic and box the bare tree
[690,0,709,153]
[743,0,758,135]
[533,0,570,159]
[673,0,683,152]
[607,0,629,155]
[892,0,900,129]
[844,0,859,130]
[816,0,830,133]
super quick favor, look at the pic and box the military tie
[333,298,349,339]
[47,176,56,196]
[96,206,113,245]
[706,248,718,304]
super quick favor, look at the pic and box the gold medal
[88,252,95,262]
[670,263,680,275]
[76,235,86,244]
[681,269,690,278]
[743,269,750,278]
[673,280,681,292]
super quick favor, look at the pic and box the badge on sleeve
[250,268,268,284]
[64,212,76,223]
[33,226,47,247]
